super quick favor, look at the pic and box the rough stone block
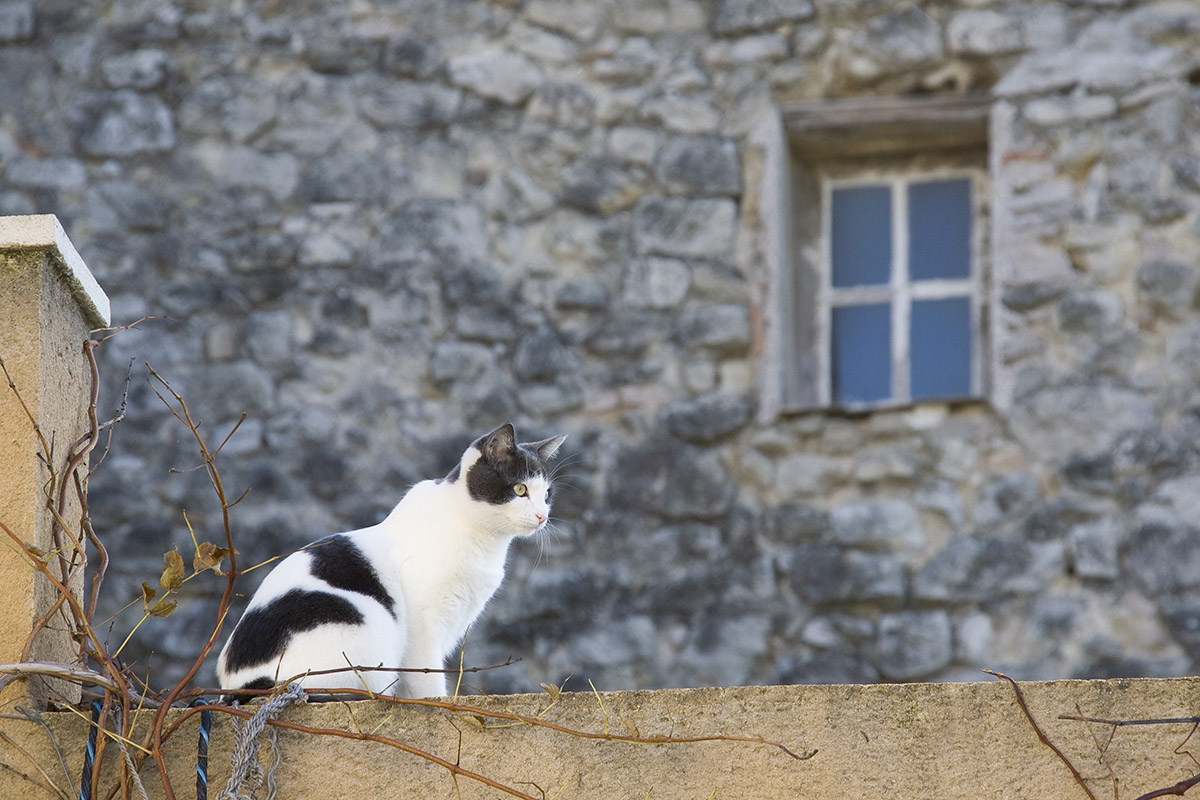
[663,391,754,443]
[675,303,751,354]
[841,3,943,84]
[875,610,953,681]
[1129,523,1200,594]
[915,537,1064,602]
[782,545,906,605]
[712,0,814,35]
[1068,517,1121,580]
[0,1,33,42]
[656,135,742,196]
[561,155,647,214]
[608,437,737,521]
[100,49,168,90]
[633,196,734,260]
[447,47,543,104]
[829,498,924,552]
[622,257,692,309]
[358,82,462,129]
[73,90,175,156]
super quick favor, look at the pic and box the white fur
[216,444,557,698]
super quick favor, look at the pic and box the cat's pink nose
[535,512,547,525]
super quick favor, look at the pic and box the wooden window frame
[779,94,992,412]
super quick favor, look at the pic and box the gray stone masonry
[2,0,1200,694]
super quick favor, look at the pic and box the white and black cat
[216,423,566,699]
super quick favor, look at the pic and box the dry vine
[0,328,812,800]
[988,670,1200,800]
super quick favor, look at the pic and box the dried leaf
[539,682,561,700]
[620,717,641,738]
[193,541,231,575]
[458,713,486,731]
[159,548,185,591]
[147,598,177,618]
[141,581,157,605]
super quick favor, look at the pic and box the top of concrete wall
[0,214,110,329]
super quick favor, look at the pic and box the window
[825,172,982,408]
[775,95,991,412]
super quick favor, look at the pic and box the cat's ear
[530,434,567,461]
[479,423,517,461]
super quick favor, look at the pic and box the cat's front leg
[402,631,450,698]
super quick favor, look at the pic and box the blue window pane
[831,185,891,288]
[908,178,971,281]
[911,297,972,400]
[832,303,891,405]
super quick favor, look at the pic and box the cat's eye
[513,483,527,497]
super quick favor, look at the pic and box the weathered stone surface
[194,143,299,202]
[1137,259,1200,322]
[177,76,277,142]
[100,49,168,90]
[634,197,737,260]
[561,155,646,214]
[829,499,924,552]
[6,0,1200,694]
[1129,523,1200,594]
[513,324,577,381]
[447,47,543,104]
[676,304,751,355]
[841,3,943,84]
[875,610,953,681]
[783,545,906,605]
[358,82,462,129]
[1010,385,1155,461]
[6,157,87,191]
[72,90,175,156]
[608,437,737,521]
[656,135,742,196]
[664,392,754,443]
[712,0,814,35]
[915,537,1064,603]
[1068,517,1121,580]
[622,257,691,309]
[0,1,33,43]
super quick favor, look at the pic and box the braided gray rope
[109,706,150,800]
[217,683,307,800]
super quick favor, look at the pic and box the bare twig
[984,670,1099,800]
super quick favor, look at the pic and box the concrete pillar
[0,214,110,707]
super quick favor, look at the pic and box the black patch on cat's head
[305,535,395,618]
[462,423,566,505]
[221,588,365,675]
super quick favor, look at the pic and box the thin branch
[984,670,1098,800]
[0,662,124,696]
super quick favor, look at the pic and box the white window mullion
[891,178,910,404]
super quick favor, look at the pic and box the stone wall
[2,0,1199,694]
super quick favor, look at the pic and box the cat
[216,422,566,699]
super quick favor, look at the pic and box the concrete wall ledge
[0,214,110,328]
[4,677,1200,799]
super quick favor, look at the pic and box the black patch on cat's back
[306,535,396,617]
[222,589,365,673]
[222,676,275,704]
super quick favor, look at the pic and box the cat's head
[446,423,567,536]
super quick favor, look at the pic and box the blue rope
[79,699,102,800]
[190,700,212,800]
